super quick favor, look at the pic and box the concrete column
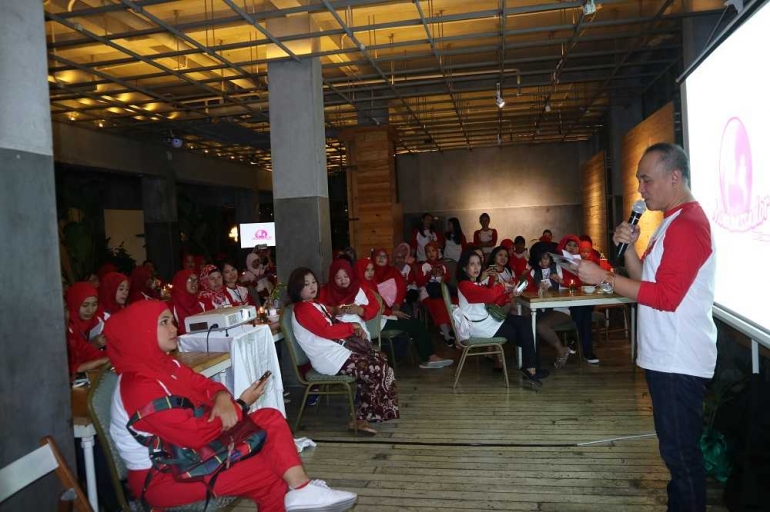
[0,1,74,510]
[142,173,180,281]
[268,57,332,284]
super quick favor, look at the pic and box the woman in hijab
[415,242,454,346]
[198,264,233,310]
[169,269,205,335]
[290,266,398,435]
[392,243,419,315]
[98,272,130,320]
[128,266,158,304]
[106,300,356,511]
[359,255,453,369]
[65,282,109,377]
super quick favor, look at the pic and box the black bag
[342,333,375,354]
[425,282,442,299]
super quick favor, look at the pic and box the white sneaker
[420,358,453,369]
[285,480,357,512]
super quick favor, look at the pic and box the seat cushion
[462,337,507,346]
[305,369,356,383]
[380,329,405,339]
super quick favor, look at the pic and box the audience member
[169,269,205,335]
[415,242,455,346]
[410,213,443,262]
[198,264,233,310]
[443,217,466,262]
[106,300,356,511]
[289,267,399,436]
[222,260,256,307]
[65,283,109,377]
[472,213,498,257]
[98,272,130,320]
[128,266,158,304]
[527,252,572,368]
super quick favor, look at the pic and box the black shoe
[444,338,456,348]
[520,369,542,389]
[534,368,550,379]
[584,354,600,364]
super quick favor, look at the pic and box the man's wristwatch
[235,398,249,415]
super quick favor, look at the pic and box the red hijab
[557,234,582,254]
[500,239,514,250]
[170,270,203,330]
[99,272,129,315]
[65,282,99,339]
[323,259,360,306]
[198,264,229,307]
[96,263,118,280]
[372,248,401,284]
[424,241,441,263]
[354,258,377,292]
[128,266,156,304]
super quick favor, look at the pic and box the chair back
[87,367,131,510]
[440,282,460,340]
[365,293,384,343]
[442,259,458,288]
[280,304,312,384]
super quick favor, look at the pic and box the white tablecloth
[178,324,285,417]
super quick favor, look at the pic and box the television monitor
[239,222,276,248]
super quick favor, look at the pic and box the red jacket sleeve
[294,302,355,339]
[67,333,105,375]
[473,230,481,245]
[458,281,509,305]
[415,262,432,287]
[123,375,236,450]
[637,211,712,312]
[358,287,381,321]
[490,229,498,246]
[409,228,419,252]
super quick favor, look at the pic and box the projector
[184,306,257,334]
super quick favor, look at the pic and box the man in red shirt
[579,143,717,512]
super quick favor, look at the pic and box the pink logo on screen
[252,229,270,241]
[713,117,769,232]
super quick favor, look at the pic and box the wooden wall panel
[341,126,400,258]
[620,102,674,255]
[581,151,608,256]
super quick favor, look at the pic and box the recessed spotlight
[495,82,505,109]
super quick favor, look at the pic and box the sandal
[554,350,571,369]
[348,420,377,436]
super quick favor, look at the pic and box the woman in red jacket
[415,242,455,346]
[358,256,453,369]
[291,265,399,435]
[65,283,109,378]
[98,272,130,320]
[456,248,543,387]
[106,300,357,511]
[169,269,206,335]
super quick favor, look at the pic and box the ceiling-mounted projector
[184,305,257,334]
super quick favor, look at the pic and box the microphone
[616,199,647,260]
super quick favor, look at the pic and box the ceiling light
[495,82,505,109]
[582,0,597,16]
[97,120,104,128]
[545,102,551,113]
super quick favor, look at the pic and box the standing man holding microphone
[578,143,717,512]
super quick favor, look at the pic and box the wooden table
[173,351,231,377]
[516,289,637,366]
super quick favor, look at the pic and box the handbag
[484,303,507,322]
[342,333,375,354]
[127,396,267,508]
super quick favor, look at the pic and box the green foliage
[103,241,137,275]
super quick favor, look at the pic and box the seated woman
[415,242,454,346]
[222,260,256,307]
[485,246,514,285]
[557,234,599,364]
[66,282,106,349]
[98,272,130,321]
[472,213,498,258]
[527,252,572,368]
[506,236,530,280]
[443,217,466,262]
[169,270,205,335]
[198,264,233,310]
[392,243,420,316]
[106,300,356,512]
[290,267,399,435]
[242,251,272,304]
[65,283,109,378]
[456,248,543,387]
[355,257,453,369]
[128,266,158,304]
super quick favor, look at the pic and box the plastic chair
[87,367,236,511]
[441,283,509,389]
[280,304,358,434]
[0,436,92,512]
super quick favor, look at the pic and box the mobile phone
[258,370,272,385]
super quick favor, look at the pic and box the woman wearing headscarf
[65,282,109,377]
[169,269,205,335]
[290,266,399,435]
[106,300,356,511]
[198,264,233,310]
[556,234,599,364]
[391,243,420,317]
[358,256,452,369]
[98,272,130,320]
[415,242,455,346]
[128,266,158,304]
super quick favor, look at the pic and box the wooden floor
[233,324,728,511]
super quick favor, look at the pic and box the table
[516,289,637,366]
[71,354,232,511]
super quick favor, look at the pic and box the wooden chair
[87,366,236,511]
[0,436,92,512]
[441,283,509,389]
[280,304,358,434]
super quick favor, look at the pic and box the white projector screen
[239,222,276,249]
[684,1,770,340]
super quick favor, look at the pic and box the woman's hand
[209,392,238,431]
[91,334,107,348]
[239,379,268,408]
[351,323,368,340]
[393,309,411,320]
